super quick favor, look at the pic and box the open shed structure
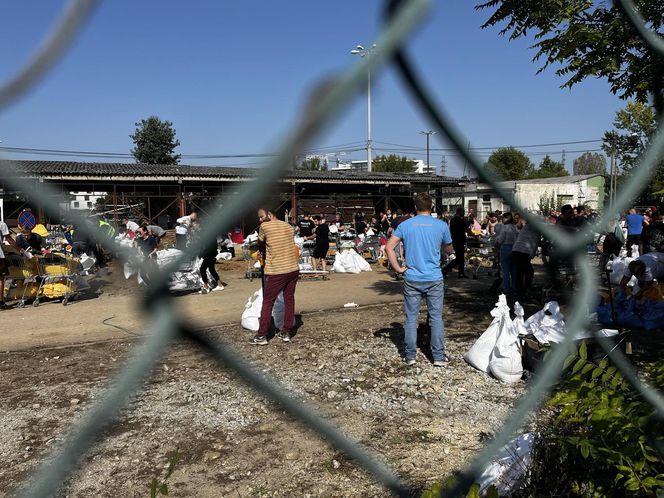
[0,160,469,235]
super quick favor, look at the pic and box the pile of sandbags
[464,295,523,383]
[332,249,371,274]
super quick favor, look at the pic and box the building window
[73,201,80,208]
[482,194,491,202]
[557,195,574,205]
[87,201,93,208]
[84,195,90,201]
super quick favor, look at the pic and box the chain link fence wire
[0,0,662,495]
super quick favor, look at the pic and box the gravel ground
[1,290,527,497]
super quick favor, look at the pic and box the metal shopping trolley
[35,251,82,306]
[298,240,329,280]
[466,237,497,280]
[3,250,41,307]
[242,241,263,281]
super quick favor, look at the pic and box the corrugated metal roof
[0,160,467,185]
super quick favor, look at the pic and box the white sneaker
[198,287,209,294]
[211,285,225,292]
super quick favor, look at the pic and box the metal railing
[0,0,662,496]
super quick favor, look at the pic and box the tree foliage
[372,154,417,173]
[297,156,327,171]
[485,147,533,180]
[475,0,664,109]
[603,101,656,174]
[573,152,607,176]
[130,116,181,165]
[528,155,568,179]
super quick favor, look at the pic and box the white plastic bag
[333,249,371,274]
[241,290,262,331]
[464,295,510,373]
[216,251,232,261]
[240,289,285,332]
[477,433,536,496]
[525,301,567,344]
[513,302,527,337]
[489,315,523,383]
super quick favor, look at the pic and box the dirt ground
[0,259,531,497]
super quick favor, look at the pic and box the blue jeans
[403,279,445,361]
[500,244,514,294]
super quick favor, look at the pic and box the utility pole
[351,44,376,172]
[420,130,436,174]
[440,155,447,177]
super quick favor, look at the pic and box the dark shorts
[312,245,328,259]
[0,258,8,277]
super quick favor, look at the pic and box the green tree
[602,101,656,174]
[485,147,533,180]
[573,152,607,176]
[528,155,569,179]
[297,156,327,171]
[372,154,417,173]
[603,101,663,198]
[475,1,664,111]
[130,116,181,164]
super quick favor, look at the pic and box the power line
[372,138,604,151]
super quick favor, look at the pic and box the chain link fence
[1,0,663,496]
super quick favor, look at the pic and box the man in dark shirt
[136,226,158,285]
[355,216,367,236]
[643,213,664,254]
[443,207,470,278]
[311,216,330,272]
[297,214,314,238]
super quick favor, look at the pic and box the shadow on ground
[373,320,439,362]
[366,278,403,297]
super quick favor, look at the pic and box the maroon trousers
[258,270,299,337]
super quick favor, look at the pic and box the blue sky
[0,1,624,176]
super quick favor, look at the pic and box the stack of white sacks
[464,296,568,383]
[606,244,639,287]
[332,249,372,274]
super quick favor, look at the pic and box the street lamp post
[420,130,436,174]
[351,44,376,172]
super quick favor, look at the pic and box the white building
[463,174,606,218]
[66,191,106,211]
[329,158,433,173]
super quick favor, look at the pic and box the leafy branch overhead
[476,0,664,109]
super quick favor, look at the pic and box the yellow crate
[40,280,77,299]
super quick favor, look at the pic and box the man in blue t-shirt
[386,193,453,366]
[625,208,645,257]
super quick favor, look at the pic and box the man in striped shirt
[252,208,300,345]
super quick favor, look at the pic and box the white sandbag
[216,251,232,261]
[241,290,262,331]
[79,253,96,271]
[464,295,510,373]
[607,256,637,286]
[525,301,567,344]
[244,232,259,244]
[513,302,527,337]
[240,289,286,332]
[273,292,285,331]
[477,433,536,496]
[489,311,523,383]
[333,249,371,274]
[168,271,203,292]
[156,248,184,268]
[124,262,137,279]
